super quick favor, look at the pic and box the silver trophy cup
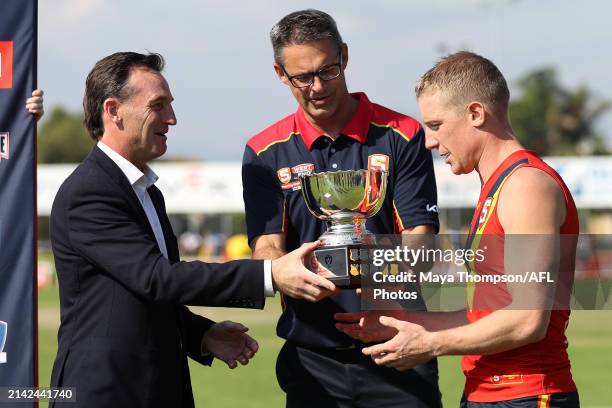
[300,169,387,287]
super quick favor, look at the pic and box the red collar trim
[295,92,373,150]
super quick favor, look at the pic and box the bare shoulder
[497,167,565,233]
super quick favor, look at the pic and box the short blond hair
[415,51,509,113]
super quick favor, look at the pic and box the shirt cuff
[264,259,275,297]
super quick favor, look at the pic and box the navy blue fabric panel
[0,0,37,402]
[391,127,439,232]
[242,145,286,243]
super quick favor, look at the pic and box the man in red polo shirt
[336,51,579,407]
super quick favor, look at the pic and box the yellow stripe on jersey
[538,394,550,408]
[370,122,412,143]
[466,166,524,310]
[256,132,299,156]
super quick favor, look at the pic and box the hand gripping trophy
[300,169,387,287]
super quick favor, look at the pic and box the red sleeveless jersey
[462,150,579,402]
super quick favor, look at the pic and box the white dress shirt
[98,141,168,259]
[96,142,274,296]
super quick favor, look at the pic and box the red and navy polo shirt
[242,92,439,348]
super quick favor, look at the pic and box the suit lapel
[88,146,156,241]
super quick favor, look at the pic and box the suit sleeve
[392,127,440,232]
[179,306,215,365]
[64,182,265,308]
[242,145,286,243]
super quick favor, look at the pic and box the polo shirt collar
[295,92,373,150]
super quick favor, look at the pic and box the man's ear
[340,43,348,70]
[103,98,122,125]
[273,63,290,86]
[467,101,486,127]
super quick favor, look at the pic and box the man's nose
[310,75,325,93]
[424,132,438,150]
[166,105,177,126]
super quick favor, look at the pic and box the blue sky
[39,0,612,160]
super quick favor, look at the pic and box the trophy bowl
[299,169,387,287]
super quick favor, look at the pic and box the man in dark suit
[49,51,337,408]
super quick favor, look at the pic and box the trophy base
[314,245,375,288]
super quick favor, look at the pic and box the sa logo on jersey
[277,167,291,184]
[368,154,389,172]
[0,320,7,364]
[478,197,493,226]
[0,132,9,161]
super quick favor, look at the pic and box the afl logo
[478,198,493,226]
[277,167,291,184]
[368,154,389,172]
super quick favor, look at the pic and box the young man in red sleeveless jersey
[336,51,579,407]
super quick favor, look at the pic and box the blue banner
[0,0,38,405]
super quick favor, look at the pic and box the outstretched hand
[361,316,437,371]
[203,321,259,369]
[271,241,339,302]
[335,310,400,342]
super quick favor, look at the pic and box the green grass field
[38,286,612,407]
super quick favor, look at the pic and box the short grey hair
[270,9,343,63]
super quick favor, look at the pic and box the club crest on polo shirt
[368,154,389,172]
[0,132,9,161]
[0,320,7,364]
[277,167,291,184]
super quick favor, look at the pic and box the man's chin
[151,146,167,160]
[305,104,336,122]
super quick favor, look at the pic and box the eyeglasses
[281,52,343,88]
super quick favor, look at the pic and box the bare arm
[251,233,286,260]
[432,167,565,355]
[360,167,567,369]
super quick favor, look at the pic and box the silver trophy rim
[299,169,388,246]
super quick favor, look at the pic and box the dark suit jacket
[49,146,265,407]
